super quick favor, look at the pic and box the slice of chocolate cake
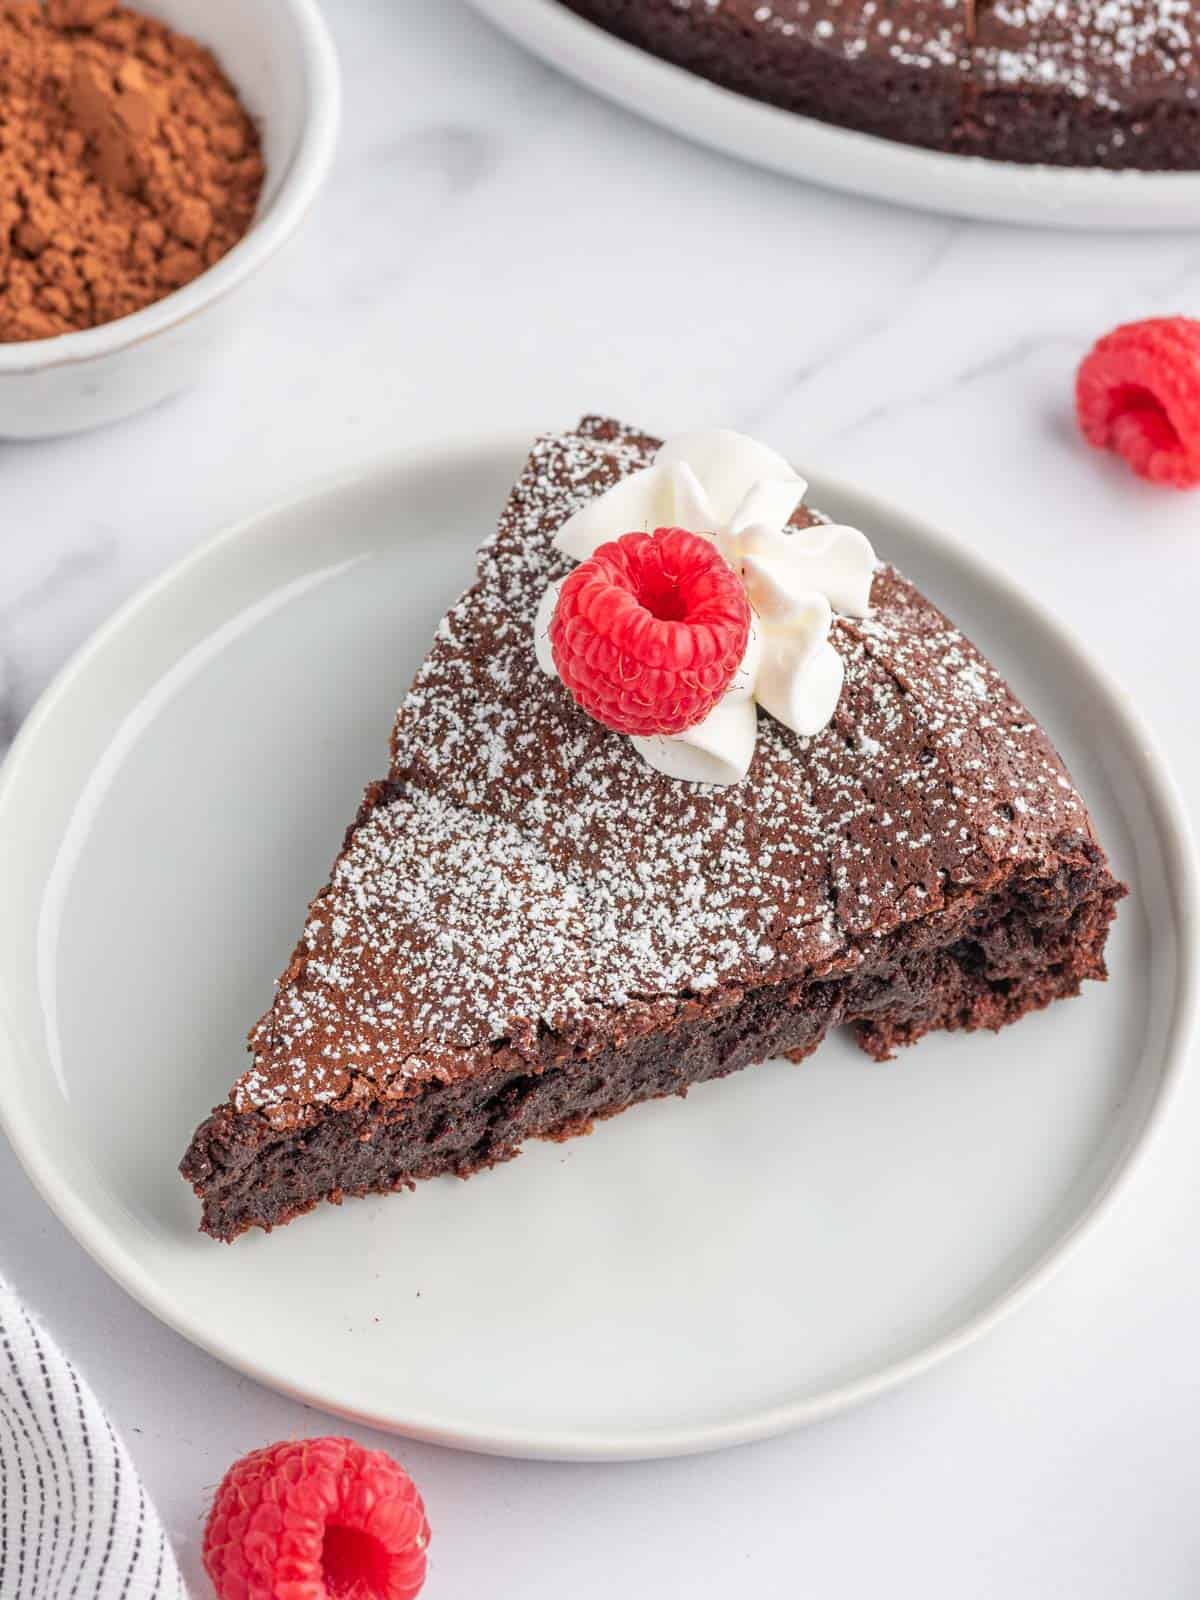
[182,417,1124,1240]
[558,0,975,158]
[554,0,1200,171]
[971,2,1200,168]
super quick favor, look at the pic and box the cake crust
[182,418,1124,1239]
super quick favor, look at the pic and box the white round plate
[0,437,1194,1460]
[466,0,1200,230]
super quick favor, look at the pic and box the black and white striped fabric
[0,1278,186,1598]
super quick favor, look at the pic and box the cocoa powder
[0,0,264,341]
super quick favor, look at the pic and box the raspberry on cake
[549,527,751,735]
[181,417,1125,1241]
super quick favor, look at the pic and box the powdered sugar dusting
[235,419,1090,1120]
[671,0,969,72]
[979,0,1197,108]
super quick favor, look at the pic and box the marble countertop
[3,2,1200,1594]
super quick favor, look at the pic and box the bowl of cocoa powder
[0,0,339,436]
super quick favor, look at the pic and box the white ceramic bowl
[0,0,339,439]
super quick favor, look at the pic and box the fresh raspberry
[202,1437,429,1600]
[1076,316,1200,488]
[549,526,750,736]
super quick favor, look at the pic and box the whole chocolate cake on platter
[182,417,1124,1240]
[552,0,1200,170]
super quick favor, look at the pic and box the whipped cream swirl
[535,430,877,785]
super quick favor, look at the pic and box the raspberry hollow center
[633,563,690,621]
[1108,382,1181,454]
[625,529,714,624]
[322,1524,393,1597]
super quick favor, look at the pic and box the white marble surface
[3,1,1200,1594]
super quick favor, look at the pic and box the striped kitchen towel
[0,1277,186,1598]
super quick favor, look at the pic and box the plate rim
[465,0,1200,231]
[1,431,1197,1460]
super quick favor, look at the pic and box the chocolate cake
[554,1,1200,170]
[181,417,1124,1240]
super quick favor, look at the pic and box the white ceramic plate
[466,0,1200,230]
[0,437,1194,1460]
